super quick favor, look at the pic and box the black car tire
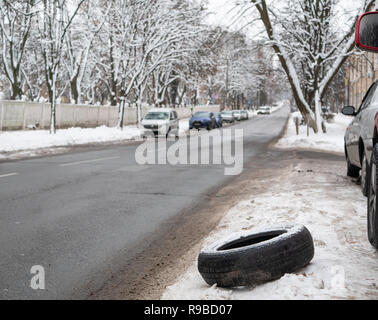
[368,145,378,249]
[361,151,370,197]
[198,225,314,288]
[346,147,360,178]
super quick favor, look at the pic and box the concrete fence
[0,101,220,131]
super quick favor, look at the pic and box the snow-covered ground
[0,119,191,158]
[0,126,142,154]
[162,160,378,300]
[276,112,352,154]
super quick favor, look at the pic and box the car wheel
[361,151,370,197]
[198,225,314,287]
[368,145,378,248]
[346,147,360,178]
[166,127,171,139]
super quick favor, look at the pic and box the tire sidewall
[198,225,315,287]
[368,146,378,248]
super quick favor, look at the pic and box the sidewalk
[0,119,190,160]
[162,152,378,300]
[161,112,378,300]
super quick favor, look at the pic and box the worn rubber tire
[368,145,378,249]
[198,225,314,288]
[361,151,370,197]
[346,146,360,178]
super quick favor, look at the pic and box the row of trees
[0,0,285,133]
[241,0,374,133]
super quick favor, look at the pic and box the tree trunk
[117,98,126,130]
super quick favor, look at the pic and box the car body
[342,81,378,195]
[257,106,271,115]
[141,108,179,138]
[346,11,378,249]
[220,111,235,123]
[189,111,217,130]
[241,110,249,120]
[354,11,378,249]
[232,110,242,121]
[213,112,223,128]
[343,81,378,248]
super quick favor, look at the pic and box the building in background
[345,51,377,108]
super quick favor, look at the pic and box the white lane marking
[0,172,19,179]
[59,156,121,167]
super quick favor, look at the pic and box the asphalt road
[0,106,289,299]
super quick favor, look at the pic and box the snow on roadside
[0,120,193,156]
[276,113,352,154]
[0,126,142,154]
[162,161,378,300]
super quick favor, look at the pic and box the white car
[232,110,242,121]
[141,108,179,138]
[220,111,235,123]
[257,106,271,115]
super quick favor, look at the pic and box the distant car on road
[257,106,271,115]
[220,111,235,123]
[189,111,217,130]
[142,108,179,138]
[232,110,242,121]
[213,112,223,128]
[241,110,249,120]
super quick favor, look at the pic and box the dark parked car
[342,80,378,248]
[189,111,217,130]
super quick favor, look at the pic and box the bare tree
[0,0,37,100]
[246,0,374,133]
[38,0,85,133]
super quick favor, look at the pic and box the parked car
[220,111,235,123]
[346,11,378,249]
[257,106,271,115]
[213,112,223,128]
[342,80,378,248]
[189,111,217,130]
[141,108,179,138]
[232,110,242,121]
[241,110,249,120]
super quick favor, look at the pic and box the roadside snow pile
[162,161,378,300]
[276,113,352,154]
[0,119,194,156]
[0,126,141,153]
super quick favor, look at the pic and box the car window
[368,82,378,108]
[358,82,377,113]
[145,112,169,120]
[193,112,210,117]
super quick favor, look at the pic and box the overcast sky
[206,0,367,34]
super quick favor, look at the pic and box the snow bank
[162,161,378,300]
[0,119,193,156]
[0,126,142,153]
[276,113,352,154]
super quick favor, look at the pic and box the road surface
[0,106,289,299]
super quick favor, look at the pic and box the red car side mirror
[356,11,378,52]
